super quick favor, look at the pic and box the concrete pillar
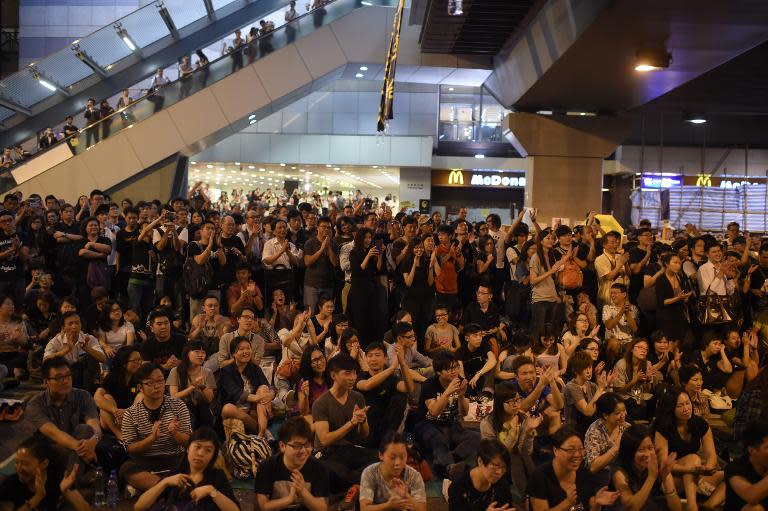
[503,113,629,225]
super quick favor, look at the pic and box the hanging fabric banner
[377,0,405,133]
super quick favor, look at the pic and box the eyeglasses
[311,358,325,366]
[504,397,521,405]
[46,373,72,383]
[240,315,255,320]
[286,442,313,451]
[436,313,448,318]
[141,379,166,388]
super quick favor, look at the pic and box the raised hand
[594,486,620,506]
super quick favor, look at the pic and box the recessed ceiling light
[207,164,213,168]
[279,163,286,166]
[190,161,197,164]
[326,164,332,167]
[259,168,265,172]
[448,87,454,91]
[269,170,275,174]
[249,120,256,125]
[299,169,305,172]
[360,66,368,71]
[248,165,255,169]
[248,114,256,120]
[474,154,485,159]
[334,167,340,170]
[687,118,707,124]
[355,73,364,78]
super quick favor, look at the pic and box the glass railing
[1,0,394,195]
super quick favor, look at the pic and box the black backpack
[183,242,213,298]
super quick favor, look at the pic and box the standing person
[83,98,101,147]
[303,215,337,313]
[178,55,194,99]
[121,364,192,492]
[99,99,114,140]
[116,88,135,123]
[254,416,330,511]
[434,224,462,313]
[285,1,298,43]
[149,67,170,113]
[628,228,654,302]
[595,231,630,308]
[312,353,378,496]
[360,432,427,511]
[134,427,238,511]
[528,425,619,511]
[195,49,210,87]
[187,219,226,318]
[347,228,382,347]
[39,126,58,149]
[400,236,436,342]
[262,218,300,304]
[529,230,567,337]
[697,241,735,298]
[231,30,245,72]
[655,253,694,347]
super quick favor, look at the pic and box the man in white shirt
[594,231,630,307]
[44,311,105,389]
[697,242,735,296]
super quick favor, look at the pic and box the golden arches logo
[448,169,464,185]
[696,174,712,187]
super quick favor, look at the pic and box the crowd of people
[0,182,766,511]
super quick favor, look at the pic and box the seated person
[505,356,564,435]
[26,357,103,467]
[215,305,264,372]
[612,424,682,511]
[528,425,619,511]
[275,310,311,406]
[685,332,733,392]
[0,436,88,511]
[462,284,507,349]
[356,341,413,448]
[295,345,329,423]
[413,350,480,480]
[584,393,630,486]
[456,323,497,396]
[140,308,187,375]
[43,311,105,389]
[312,353,378,495]
[217,336,274,437]
[563,350,610,436]
[93,346,142,440]
[386,321,431,383]
[226,262,264,316]
[120,363,192,491]
[725,418,768,511]
[254,416,330,511]
[447,439,518,510]
[134,427,238,511]
[189,295,230,360]
[360,432,427,511]
[480,384,540,496]
[167,341,216,428]
[95,300,135,359]
[653,387,724,511]
[423,305,460,354]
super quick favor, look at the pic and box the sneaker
[337,484,359,511]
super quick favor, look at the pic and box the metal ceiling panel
[119,4,171,48]
[77,25,133,69]
[0,72,55,109]
[35,51,94,89]
[162,0,209,30]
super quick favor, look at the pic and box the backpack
[183,242,213,298]
[557,255,583,290]
[224,430,272,479]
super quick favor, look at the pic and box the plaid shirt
[734,386,767,438]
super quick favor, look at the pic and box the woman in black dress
[400,236,435,343]
[655,253,694,349]
[347,227,382,347]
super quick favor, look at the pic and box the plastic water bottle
[106,470,119,508]
[94,466,106,508]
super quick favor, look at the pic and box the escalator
[0,0,298,147]
[6,0,404,200]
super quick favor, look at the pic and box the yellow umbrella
[594,214,624,236]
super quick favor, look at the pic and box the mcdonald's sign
[447,169,465,185]
[695,174,712,187]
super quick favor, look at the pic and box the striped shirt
[121,396,191,458]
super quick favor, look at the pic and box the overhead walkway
[0,0,297,145]
[6,0,490,202]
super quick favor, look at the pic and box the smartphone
[375,239,383,251]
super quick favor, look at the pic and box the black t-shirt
[154,469,235,510]
[0,469,63,511]
[456,340,492,381]
[629,246,651,299]
[254,454,330,510]
[140,333,187,368]
[725,456,768,511]
[448,467,514,509]
[398,254,433,298]
[0,230,26,281]
[100,375,139,409]
[130,238,155,280]
[527,462,596,511]
[417,376,459,425]
[115,227,138,270]
[357,370,401,417]
[216,235,245,285]
[462,301,500,331]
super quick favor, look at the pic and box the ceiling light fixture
[634,48,672,72]
[360,66,368,71]
[355,73,364,78]
[686,116,707,124]
[474,154,485,159]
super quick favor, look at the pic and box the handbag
[696,282,734,325]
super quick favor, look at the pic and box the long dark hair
[176,341,205,390]
[329,313,348,346]
[98,300,125,332]
[652,386,688,439]
[338,327,361,357]
[534,229,556,271]
[102,345,140,389]
[531,323,559,356]
[616,424,653,482]
[622,338,649,383]
[352,227,373,254]
[176,427,221,483]
[298,344,328,384]
[491,384,522,435]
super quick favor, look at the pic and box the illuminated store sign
[435,169,526,188]
[642,176,681,188]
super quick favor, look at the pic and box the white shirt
[697,261,734,296]
[262,237,301,269]
[44,332,103,364]
[489,229,504,269]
